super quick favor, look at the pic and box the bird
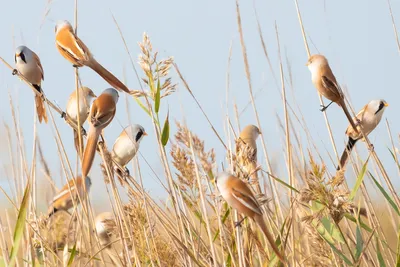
[215,172,286,263]
[306,54,358,133]
[55,20,130,93]
[112,124,147,174]
[47,175,91,217]
[13,45,48,123]
[235,125,262,193]
[95,212,116,247]
[338,99,388,170]
[65,86,97,156]
[82,88,119,178]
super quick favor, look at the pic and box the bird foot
[124,167,130,177]
[61,112,66,119]
[368,144,374,152]
[12,69,18,75]
[234,217,246,228]
[80,127,86,136]
[356,118,361,125]
[319,105,328,112]
[72,64,80,69]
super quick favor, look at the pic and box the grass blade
[9,181,31,267]
[161,111,170,146]
[155,79,161,113]
[369,172,400,216]
[355,226,363,260]
[67,243,77,266]
[377,237,386,267]
[349,157,369,200]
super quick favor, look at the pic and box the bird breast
[112,136,139,166]
[16,61,42,85]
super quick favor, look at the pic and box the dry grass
[1,2,400,267]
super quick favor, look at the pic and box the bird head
[240,124,261,141]
[15,46,30,64]
[306,54,328,72]
[370,99,389,116]
[103,88,119,104]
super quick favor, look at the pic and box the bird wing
[345,104,368,138]
[231,180,262,215]
[321,75,342,99]
[32,51,44,81]
[56,27,88,63]
[91,95,116,128]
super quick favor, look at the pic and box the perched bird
[306,54,358,133]
[338,99,388,169]
[235,125,262,193]
[13,46,48,123]
[112,124,147,172]
[216,172,286,263]
[82,88,119,178]
[47,176,91,217]
[55,20,130,93]
[65,87,97,155]
[95,212,116,247]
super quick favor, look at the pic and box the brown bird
[82,88,119,178]
[216,172,286,264]
[95,212,116,247]
[55,20,130,93]
[306,54,358,133]
[235,125,262,193]
[338,99,388,169]
[14,46,48,123]
[65,87,97,156]
[47,176,91,217]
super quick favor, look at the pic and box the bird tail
[34,94,48,124]
[337,138,357,170]
[73,129,84,159]
[86,58,130,93]
[82,127,100,178]
[339,99,358,135]
[254,214,286,264]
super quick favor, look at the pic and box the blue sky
[1,0,400,212]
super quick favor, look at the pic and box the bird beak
[305,61,310,66]
[15,53,20,57]
[143,131,148,136]
[384,102,389,107]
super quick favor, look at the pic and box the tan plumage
[66,87,96,156]
[47,175,91,217]
[338,99,388,169]
[95,212,116,247]
[306,54,358,133]
[216,172,286,264]
[14,46,48,123]
[82,88,118,178]
[235,125,261,193]
[55,20,130,93]
[112,124,147,167]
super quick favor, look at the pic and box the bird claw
[123,168,130,177]
[319,105,327,112]
[61,112,66,119]
[234,220,243,228]
[368,144,375,152]
[12,69,18,75]
[72,64,79,69]
[80,127,86,136]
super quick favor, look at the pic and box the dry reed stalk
[235,1,285,232]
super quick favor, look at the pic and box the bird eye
[135,130,143,142]
[20,53,26,63]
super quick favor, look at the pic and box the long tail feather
[340,99,358,135]
[254,215,286,264]
[337,138,357,170]
[82,126,100,178]
[87,59,130,93]
[73,129,84,159]
[34,94,48,124]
